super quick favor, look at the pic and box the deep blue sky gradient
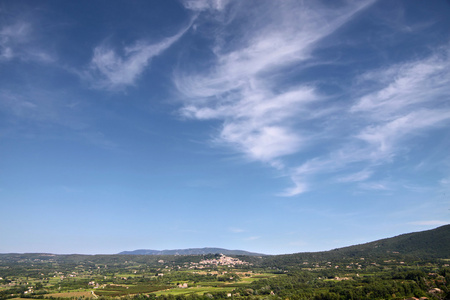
[1,0,449,254]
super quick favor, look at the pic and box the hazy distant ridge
[118,247,264,256]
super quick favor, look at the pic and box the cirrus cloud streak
[174,0,450,196]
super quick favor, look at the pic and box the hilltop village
[198,254,251,267]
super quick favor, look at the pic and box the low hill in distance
[119,247,265,256]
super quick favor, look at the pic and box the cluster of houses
[198,254,251,267]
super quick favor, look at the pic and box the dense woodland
[1,225,449,300]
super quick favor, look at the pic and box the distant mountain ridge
[118,247,264,256]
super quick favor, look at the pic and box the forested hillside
[259,225,450,268]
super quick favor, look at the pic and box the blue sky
[1,0,449,255]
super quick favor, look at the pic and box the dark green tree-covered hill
[259,224,450,268]
[334,223,450,257]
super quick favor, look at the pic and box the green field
[95,284,171,297]
[0,250,449,300]
[154,286,235,296]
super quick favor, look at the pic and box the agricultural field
[0,252,449,300]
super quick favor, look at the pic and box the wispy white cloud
[352,48,450,118]
[350,48,450,161]
[174,0,450,197]
[281,48,450,195]
[440,177,450,185]
[180,85,320,165]
[358,182,391,191]
[338,170,373,183]
[277,178,308,197]
[181,0,229,12]
[0,21,30,60]
[85,26,190,91]
[0,21,53,63]
[175,0,374,195]
[356,109,450,160]
[351,48,450,161]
